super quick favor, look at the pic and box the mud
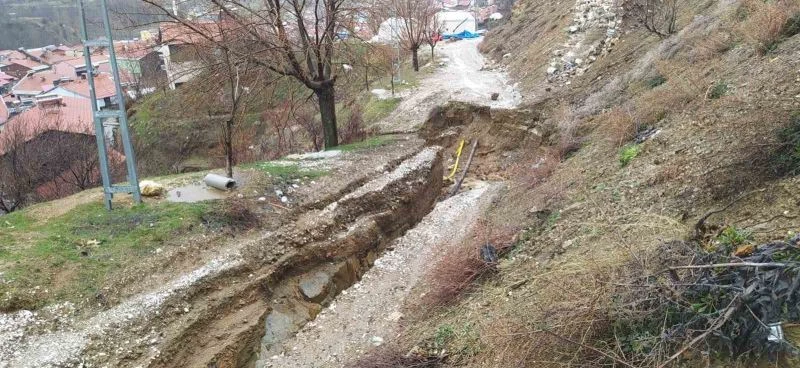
[167,183,229,203]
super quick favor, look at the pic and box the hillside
[2,0,800,367]
[0,0,155,49]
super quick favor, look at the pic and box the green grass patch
[0,201,214,311]
[244,161,328,180]
[364,97,402,123]
[646,74,667,89]
[717,226,753,249]
[619,144,642,167]
[336,135,395,152]
[708,81,729,100]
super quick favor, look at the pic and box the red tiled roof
[0,50,27,60]
[57,56,109,68]
[7,59,47,70]
[0,96,95,155]
[13,71,64,94]
[115,41,154,60]
[13,71,65,94]
[60,74,117,99]
[160,21,226,45]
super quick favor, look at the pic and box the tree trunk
[430,45,435,62]
[364,67,369,91]
[315,85,339,149]
[224,119,234,178]
[412,47,420,71]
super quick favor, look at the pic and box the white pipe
[204,173,236,190]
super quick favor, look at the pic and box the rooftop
[59,74,117,99]
[0,96,94,155]
[13,71,65,95]
[7,59,48,71]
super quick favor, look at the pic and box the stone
[490,92,500,101]
[139,180,165,197]
[258,197,267,202]
[569,26,579,33]
[370,336,384,346]
[299,271,331,303]
[547,66,558,75]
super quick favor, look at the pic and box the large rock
[298,272,331,303]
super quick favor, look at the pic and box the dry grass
[350,344,443,368]
[690,30,735,61]
[738,0,800,54]
[594,106,636,148]
[419,221,518,307]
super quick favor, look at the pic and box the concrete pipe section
[204,173,236,190]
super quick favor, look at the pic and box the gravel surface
[376,38,521,133]
[259,182,502,367]
[2,250,245,368]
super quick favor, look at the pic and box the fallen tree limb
[666,262,794,271]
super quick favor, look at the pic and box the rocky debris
[490,92,500,100]
[547,0,622,85]
[299,272,332,303]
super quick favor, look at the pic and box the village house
[40,73,118,110]
[115,41,167,96]
[52,55,110,79]
[0,96,120,204]
[10,71,67,105]
[0,59,50,79]
[157,22,221,89]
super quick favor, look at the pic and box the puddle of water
[166,184,229,203]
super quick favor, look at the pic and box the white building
[436,10,477,34]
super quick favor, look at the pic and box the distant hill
[0,0,159,49]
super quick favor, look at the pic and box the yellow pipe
[447,139,466,180]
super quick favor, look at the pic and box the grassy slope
[0,158,331,312]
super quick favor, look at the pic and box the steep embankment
[367,0,800,367]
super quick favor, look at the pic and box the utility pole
[77,0,142,210]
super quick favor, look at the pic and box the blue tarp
[442,30,480,40]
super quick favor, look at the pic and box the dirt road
[376,37,521,133]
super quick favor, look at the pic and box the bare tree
[140,0,355,149]
[626,0,679,38]
[382,0,436,71]
[424,12,443,62]
[0,108,105,212]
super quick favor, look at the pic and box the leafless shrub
[596,106,637,148]
[350,344,443,368]
[553,103,584,158]
[297,108,323,152]
[738,0,800,54]
[690,31,735,61]
[339,104,367,145]
[626,0,680,38]
[420,221,517,307]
